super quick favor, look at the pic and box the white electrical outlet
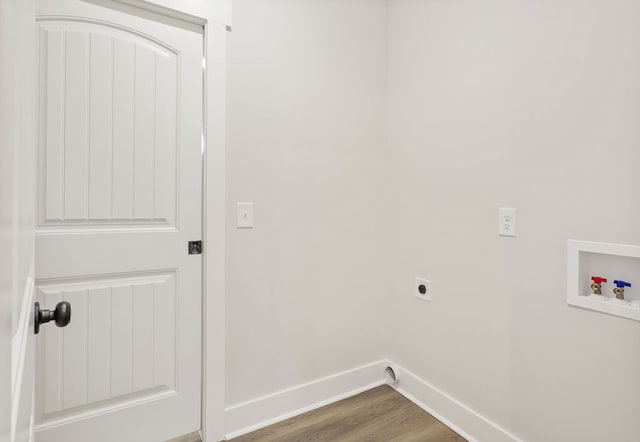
[415,277,431,302]
[498,208,517,237]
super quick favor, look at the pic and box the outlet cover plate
[498,207,517,237]
[415,277,431,302]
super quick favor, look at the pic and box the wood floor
[230,385,466,442]
[167,432,201,442]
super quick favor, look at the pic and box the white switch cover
[237,202,254,228]
[498,208,517,237]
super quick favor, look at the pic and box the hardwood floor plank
[166,432,201,442]
[230,385,466,442]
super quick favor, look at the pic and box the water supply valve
[590,276,607,295]
[613,280,631,300]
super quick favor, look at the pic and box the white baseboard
[390,362,521,442]
[224,360,387,440]
[224,359,521,442]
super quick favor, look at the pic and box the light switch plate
[498,207,517,237]
[237,202,254,228]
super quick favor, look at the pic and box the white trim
[90,0,207,26]
[224,361,387,440]
[202,20,227,442]
[391,362,522,442]
[11,263,34,398]
[101,0,231,26]
[224,360,521,442]
[11,260,35,441]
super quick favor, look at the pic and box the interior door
[34,1,203,441]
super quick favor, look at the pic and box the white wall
[228,0,640,440]
[387,0,640,441]
[226,0,389,406]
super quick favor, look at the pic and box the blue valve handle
[613,280,631,288]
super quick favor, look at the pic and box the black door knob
[34,301,71,334]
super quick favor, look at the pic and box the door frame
[34,0,229,440]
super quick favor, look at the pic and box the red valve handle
[591,277,607,284]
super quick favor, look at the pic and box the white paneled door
[34,1,203,441]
